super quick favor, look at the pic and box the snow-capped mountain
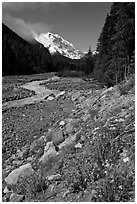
[35,32,84,59]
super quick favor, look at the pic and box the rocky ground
[2,74,135,202]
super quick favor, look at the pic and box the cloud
[3,14,52,40]
[2,2,69,40]
[2,2,69,12]
[2,2,48,12]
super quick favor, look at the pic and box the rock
[59,130,82,149]
[82,114,91,122]
[3,186,12,194]
[47,96,55,101]
[36,148,44,158]
[5,163,34,185]
[73,119,81,128]
[75,131,82,142]
[26,156,33,162]
[10,193,25,202]
[79,135,86,144]
[84,189,97,201]
[103,121,109,127]
[65,124,73,134]
[5,165,14,172]
[59,120,65,126]
[16,150,24,159]
[118,118,125,122]
[71,92,81,101]
[47,174,61,181]
[45,93,55,101]
[39,142,58,164]
[11,154,16,160]
[12,160,23,166]
[46,129,64,145]
[56,91,65,99]
[75,143,82,149]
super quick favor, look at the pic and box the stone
[47,174,61,181]
[59,120,65,126]
[75,143,82,149]
[80,135,86,142]
[46,129,64,145]
[10,193,25,202]
[12,160,23,166]
[82,114,91,122]
[16,150,24,159]
[45,93,55,101]
[5,165,13,171]
[73,119,81,128]
[26,156,33,162]
[75,131,82,142]
[3,186,12,194]
[59,130,82,149]
[56,91,65,99]
[39,142,58,164]
[5,163,34,185]
[118,118,125,122]
[47,96,55,101]
[36,148,44,158]
[71,92,81,102]
[65,124,73,134]
[11,154,16,160]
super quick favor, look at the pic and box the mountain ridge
[35,32,85,59]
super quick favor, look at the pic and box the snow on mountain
[35,32,84,59]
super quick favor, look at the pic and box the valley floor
[2,73,135,202]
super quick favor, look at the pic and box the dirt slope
[2,75,135,202]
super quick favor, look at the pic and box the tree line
[93,2,135,87]
[2,23,94,76]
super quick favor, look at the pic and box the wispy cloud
[2,2,69,40]
[3,14,52,40]
[2,2,48,12]
[2,2,69,12]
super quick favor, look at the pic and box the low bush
[55,70,84,78]
[118,75,135,95]
[12,170,48,200]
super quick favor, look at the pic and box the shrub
[12,170,48,199]
[55,70,84,78]
[118,75,135,95]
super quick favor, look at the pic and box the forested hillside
[2,23,53,76]
[94,2,135,87]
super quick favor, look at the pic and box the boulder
[39,142,58,164]
[5,163,34,185]
[46,129,64,145]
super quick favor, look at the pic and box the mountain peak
[35,32,84,59]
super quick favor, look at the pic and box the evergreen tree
[94,2,135,86]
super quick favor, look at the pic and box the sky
[2,2,112,52]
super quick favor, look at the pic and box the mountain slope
[35,32,84,59]
[2,23,52,76]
